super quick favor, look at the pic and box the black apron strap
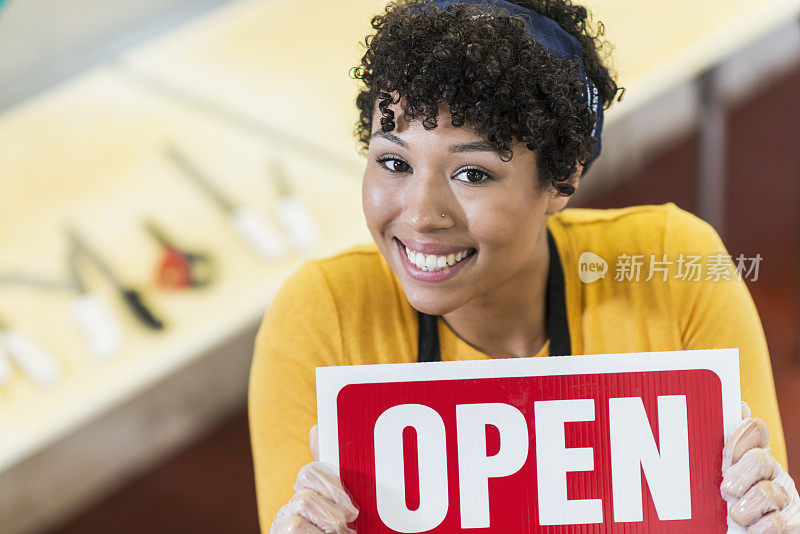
[545,227,571,356]
[417,310,441,363]
[417,226,570,362]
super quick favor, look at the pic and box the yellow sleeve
[664,204,787,470]
[248,260,344,532]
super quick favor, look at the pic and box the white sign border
[316,348,743,532]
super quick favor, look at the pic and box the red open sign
[317,349,742,533]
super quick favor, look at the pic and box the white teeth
[425,254,437,271]
[413,252,425,270]
[404,244,474,272]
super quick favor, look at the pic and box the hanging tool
[0,274,73,290]
[0,272,122,359]
[143,218,216,289]
[66,233,124,358]
[271,159,320,253]
[67,226,165,331]
[0,338,7,404]
[0,314,61,387]
[0,255,123,360]
[164,146,288,261]
[0,336,11,388]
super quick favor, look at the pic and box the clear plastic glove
[270,425,359,534]
[722,402,800,533]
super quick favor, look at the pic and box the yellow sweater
[248,202,786,531]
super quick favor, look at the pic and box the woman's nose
[401,173,456,233]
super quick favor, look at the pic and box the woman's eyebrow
[370,131,500,155]
[370,131,408,148]
[449,141,501,154]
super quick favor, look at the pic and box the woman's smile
[394,237,477,282]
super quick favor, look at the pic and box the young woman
[250,0,799,532]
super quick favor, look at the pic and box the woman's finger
[309,425,320,462]
[271,503,326,534]
[729,480,791,527]
[294,462,358,522]
[722,448,781,499]
[746,510,790,534]
[724,417,771,471]
[289,488,356,534]
[283,516,327,534]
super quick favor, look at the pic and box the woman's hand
[722,402,800,532]
[270,425,359,533]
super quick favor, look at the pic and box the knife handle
[122,290,165,330]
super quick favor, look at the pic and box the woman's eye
[376,158,491,184]
[379,157,411,173]
[454,167,492,184]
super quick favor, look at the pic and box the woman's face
[362,99,571,315]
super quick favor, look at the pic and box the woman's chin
[403,290,459,316]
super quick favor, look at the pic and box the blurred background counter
[0,0,797,532]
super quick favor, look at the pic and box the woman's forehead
[373,99,479,140]
[369,93,534,158]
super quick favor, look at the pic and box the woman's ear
[545,162,583,215]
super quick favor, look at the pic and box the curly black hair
[350,0,624,196]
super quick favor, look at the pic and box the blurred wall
[0,0,230,111]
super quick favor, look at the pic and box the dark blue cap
[428,0,603,174]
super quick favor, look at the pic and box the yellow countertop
[0,65,368,472]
